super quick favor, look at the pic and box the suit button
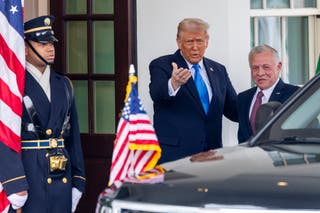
[46,129,52,135]
[47,178,52,184]
[45,153,49,158]
[62,177,68,184]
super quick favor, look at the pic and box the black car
[97,74,320,213]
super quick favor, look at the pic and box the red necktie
[250,91,264,133]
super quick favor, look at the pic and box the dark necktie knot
[257,91,264,99]
[192,64,200,72]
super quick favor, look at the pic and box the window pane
[93,21,114,74]
[93,0,113,14]
[66,21,88,74]
[258,17,282,52]
[281,89,320,129]
[256,17,284,85]
[251,0,262,9]
[267,0,290,8]
[287,17,309,84]
[293,0,316,8]
[250,18,255,47]
[65,0,87,14]
[73,80,88,133]
[94,81,115,133]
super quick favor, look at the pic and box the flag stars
[139,100,145,111]
[10,5,18,14]
[123,102,131,119]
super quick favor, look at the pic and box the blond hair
[177,18,209,40]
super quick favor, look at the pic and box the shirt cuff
[168,79,180,96]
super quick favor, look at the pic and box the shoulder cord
[60,78,73,137]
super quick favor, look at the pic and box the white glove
[7,193,28,209]
[72,187,82,212]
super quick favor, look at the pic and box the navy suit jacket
[237,79,299,143]
[149,50,238,163]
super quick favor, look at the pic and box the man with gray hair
[149,18,238,163]
[237,44,300,143]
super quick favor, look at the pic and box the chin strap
[25,40,53,65]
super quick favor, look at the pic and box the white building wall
[24,0,49,21]
[136,0,251,146]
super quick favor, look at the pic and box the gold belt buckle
[49,138,58,148]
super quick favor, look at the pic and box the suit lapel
[269,79,285,102]
[24,72,51,127]
[245,88,256,131]
[203,59,217,115]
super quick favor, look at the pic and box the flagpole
[128,64,136,178]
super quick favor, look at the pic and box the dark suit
[18,70,85,212]
[149,50,238,163]
[237,79,299,143]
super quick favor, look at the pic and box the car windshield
[251,75,320,146]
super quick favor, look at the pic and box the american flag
[108,66,162,188]
[0,0,25,212]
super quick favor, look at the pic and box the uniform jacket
[0,144,29,197]
[237,79,300,143]
[18,69,85,213]
[149,50,238,163]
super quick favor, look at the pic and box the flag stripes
[0,1,25,212]
[0,99,21,148]
[0,33,25,97]
[108,74,162,188]
[0,0,25,153]
[0,185,9,213]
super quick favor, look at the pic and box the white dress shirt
[26,62,51,102]
[249,78,280,118]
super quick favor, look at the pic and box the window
[65,0,115,134]
[52,0,135,135]
[281,88,320,129]
[250,0,320,85]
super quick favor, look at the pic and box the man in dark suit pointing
[149,18,238,163]
[237,44,299,143]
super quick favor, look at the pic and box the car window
[252,75,320,144]
[281,89,320,129]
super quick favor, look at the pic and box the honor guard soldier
[19,15,86,212]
